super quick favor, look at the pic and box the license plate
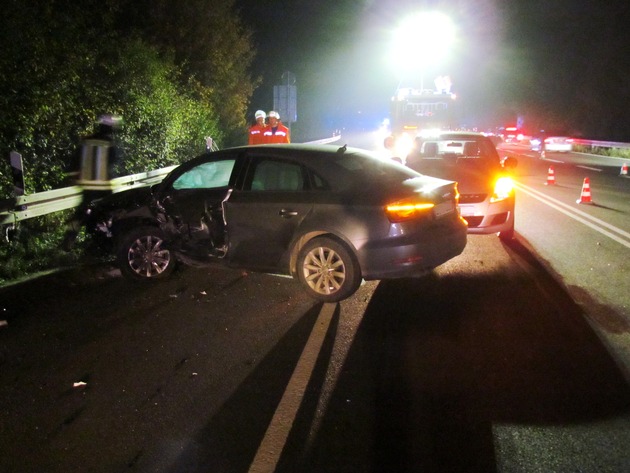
[434,201,456,218]
[459,205,475,217]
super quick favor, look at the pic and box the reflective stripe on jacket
[263,124,290,144]
[249,124,267,145]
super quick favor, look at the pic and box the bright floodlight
[391,12,455,72]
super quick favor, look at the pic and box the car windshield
[172,159,236,190]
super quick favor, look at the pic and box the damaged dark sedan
[84,144,467,302]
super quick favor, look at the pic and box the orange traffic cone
[545,166,556,185]
[621,163,628,176]
[576,177,593,204]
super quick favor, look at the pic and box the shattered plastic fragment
[73,381,87,388]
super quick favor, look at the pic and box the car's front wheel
[116,226,175,280]
[297,237,361,302]
[498,222,515,242]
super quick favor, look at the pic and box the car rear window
[418,138,498,163]
[333,152,417,180]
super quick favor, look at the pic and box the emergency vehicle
[386,86,458,158]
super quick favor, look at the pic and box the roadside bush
[574,145,630,160]
[0,212,83,285]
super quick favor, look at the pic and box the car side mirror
[502,156,518,169]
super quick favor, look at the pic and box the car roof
[228,143,367,156]
[433,131,488,140]
[181,143,371,171]
[183,143,419,188]
[209,143,389,169]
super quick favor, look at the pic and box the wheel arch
[115,224,176,280]
[288,231,360,279]
[111,217,163,246]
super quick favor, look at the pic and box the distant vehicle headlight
[395,133,414,159]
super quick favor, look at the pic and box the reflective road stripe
[248,302,336,473]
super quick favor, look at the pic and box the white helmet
[268,111,280,119]
[98,114,123,127]
[255,110,266,119]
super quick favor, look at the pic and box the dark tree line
[0,0,259,196]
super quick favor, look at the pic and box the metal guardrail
[505,138,630,160]
[0,136,343,225]
[1,166,176,225]
[2,133,624,226]
[572,139,630,150]
[304,134,341,145]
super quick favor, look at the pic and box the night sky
[236,0,630,141]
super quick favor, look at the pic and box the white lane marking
[515,182,630,250]
[542,157,565,163]
[248,302,336,473]
[577,165,602,172]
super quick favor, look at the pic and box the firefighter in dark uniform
[63,114,123,250]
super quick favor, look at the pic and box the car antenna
[337,144,347,154]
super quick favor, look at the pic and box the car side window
[172,160,236,190]
[310,171,328,190]
[478,140,497,158]
[249,159,304,191]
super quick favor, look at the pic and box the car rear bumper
[358,215,468,280]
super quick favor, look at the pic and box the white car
[404,132,518,241]
[543,136,573,152]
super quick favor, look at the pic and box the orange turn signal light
[386,201,435,223]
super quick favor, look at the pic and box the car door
[158,157,238,256]
[223,154,314,271]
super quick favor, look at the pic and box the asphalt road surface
[1,233,629,472]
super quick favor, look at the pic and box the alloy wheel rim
[303,246,346,295]
[128,235,171,277]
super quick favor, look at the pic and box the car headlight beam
[491,176,514,203]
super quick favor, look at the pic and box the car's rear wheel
[297,237,361,302]
[116,226,175,280]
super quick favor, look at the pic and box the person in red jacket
[248,110,267,145]
[263,111,290,144]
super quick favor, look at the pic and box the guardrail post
[9,151,25,197]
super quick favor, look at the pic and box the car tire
[116,226,175,280]
[297,237,361,302]
[499,223,515,242]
